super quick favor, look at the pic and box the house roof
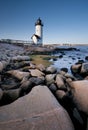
[31,34,41,39]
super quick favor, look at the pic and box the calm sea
[52,45,88,73]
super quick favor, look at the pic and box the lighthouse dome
[35,18,43,26]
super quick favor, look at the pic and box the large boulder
[46,66,57,74]
[55,74,66,90]
[48,83,57,93]
[80,63,88,75]
[45,74,56,85]
[20,80,33,93]
[7,70,30,80]
[36,64,46,72]
[29,69,45,77]
[68,80,88,115]
[0,85,74,130]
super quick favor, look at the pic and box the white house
[31,18,43,45]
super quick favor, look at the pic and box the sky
[0,0,88,44]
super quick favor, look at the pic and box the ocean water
[52,45,88,73]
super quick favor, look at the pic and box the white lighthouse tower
[32,18,43,45]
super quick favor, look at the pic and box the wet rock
[58,70,66,76]
[73,108,84,127]
[36,64,46,72]
[66,78,72,83]
[0,88,3,100]
[46,66,57,74]
[59,55,63,58]
[77,57,81,59]
[29,69,45,77]
[85,56,88,60]
[48,83,57,93]
[1,83,19,90]
[76,60,84,64]
[32,46,54,54]
[1,88,21,105]
[71,64,81,74]
[0,61,8,72]
[68,80,88,115]
[72,57,76,60]
[20,65,33,72]
[2,60,9,67]
[80,63,88,75]
[87,118,88,130]
[0,75,1,82]
[55,74,66,90]
[7,70,30,80]
[60,51,65,55]
[29,77,45,85]
[61,68,68,73]
[45,74,56,86]
[1,76,20,90]
[20,80,33,93]
[28,63,36,69]
[84,76,88,80]
[64,73,76,80]
[20,76,29,84]
[11,55,30,62]
[56,90,66,100]
[11,61,30,69]
[21,61,30,66]
[53,58,57,61]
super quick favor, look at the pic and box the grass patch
[30,55,59,67]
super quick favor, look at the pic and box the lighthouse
[32,18,43,45]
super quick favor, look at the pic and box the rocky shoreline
[0,42,88,130]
